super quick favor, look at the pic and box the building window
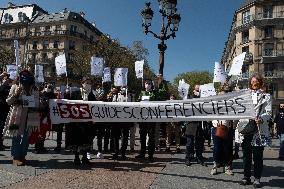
[32,41,38,50]
[263,5,273,18]
[4,13,13,23]
[264,26,273,38]
[242,10,251,24]
[53,52,59,59]
[242,30,249,44]
[54,41,59,48]
[32,53,36,63]
[242,64,249,74]
[42,53,48,61]
[43,40,49,49]
[70,25,77,33]
[84,30,87,36]
[18,12,27,22]
[69,40,75,50]
[45,26,50,31]
[264,63,274,73]
[242,46,249,53]
[56,25,61,31]
[264,43,274,56]
[90,35,94,42]
[267,83,278,99]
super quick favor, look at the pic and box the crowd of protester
[0,70,283,188]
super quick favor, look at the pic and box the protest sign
[135,60,144,79]
[200,83,216,97]
[34,64,44,83]
[228,52,246,76]
[6,64,18,80]
[114,68,128,86]
[103,67,111,82]
[178,79,190,100]
[14,40,20,67]
[213,62,227,83]
[90,56,104,76]
[55,54,67,76]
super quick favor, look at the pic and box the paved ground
[0,130,283,189]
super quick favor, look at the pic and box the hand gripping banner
[49,90,255,124]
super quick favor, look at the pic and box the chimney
[79,11,85,18]
[92,21,96,27]
[7,2,16,8]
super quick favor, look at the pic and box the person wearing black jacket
[274,103,284,160]
[0,72,11,150]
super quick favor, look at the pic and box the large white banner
[49,90,255,124]
[135,60,144,79]
[213,62,227,83]
[228,52,246,76]
[6,64,18,80]
[90,56,104,76]
[55,54,67,76]
[114,68,128,86]
[14,40,20,67]
[34,64,44,83]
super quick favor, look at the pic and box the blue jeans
[280,134,284,158]
[11,128,29,159]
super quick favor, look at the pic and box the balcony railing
[263,50,284,57]
[235,11,284,28]
[240,71,284,80]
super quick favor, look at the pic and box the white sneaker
[210,167,218,175]
[96,152,104,159]
[87,152,91,160]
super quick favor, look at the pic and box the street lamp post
[141,1,181,76]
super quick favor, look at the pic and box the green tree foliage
[174,71,213,96]
[0,46,15,71]
[70,36,155,94]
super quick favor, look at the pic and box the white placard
[6,64,18,80]
[55,54,67,76]
[103,67,111,82]
[22,95,35,107]
[213,62,227,83]
[114,68,128,87]
[141,96,150,101]
[90,56,104,76]
[228,52,246,76]
[200,83,216,97]
[178,79,190,100]
[135,60,144,79]
[34,65,44,83]
[14,40,20,67]
[49,90,255,123]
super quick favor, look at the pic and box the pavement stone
[0,131,283,189]
[150,139,284,189]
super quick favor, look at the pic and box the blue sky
[0,0,243,82]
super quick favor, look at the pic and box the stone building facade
[0,3,102,81]
[221,0,284,111]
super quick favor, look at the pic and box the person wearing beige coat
[3,70,40,166]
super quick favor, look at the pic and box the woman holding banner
[237,73,271,188]
[3,70,40,166]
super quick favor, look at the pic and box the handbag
[237,95,264,135]
[215,124,228,139]
[237,119,257,135]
